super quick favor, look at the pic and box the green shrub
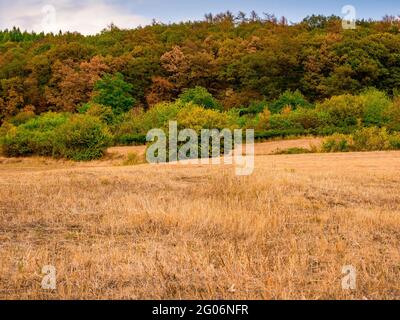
[53,114,112,161]
[317,94,364,127]
[321,127,400,153]
[352,127,391,151]
[269,90,312,114]
[82,103,115,125]
[239,100,268,116]
[176,104,238,132]
[386,98,400,131]
[0,112,69,157]
[269,113,300,130]
[142,102,182,130]
[179,86,221,110]
[288,108,330,130]
[322,134,353,152]
[112,102,182,145]
[360,88,391,126]
[389,133,400,149]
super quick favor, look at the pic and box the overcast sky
[1,0,400,35]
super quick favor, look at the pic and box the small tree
[92,73,135,115]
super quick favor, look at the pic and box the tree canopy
[2,12,400,120]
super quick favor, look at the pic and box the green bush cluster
[2,85,400,162]
[179,87,222,111]
[322,127,400,153]
[0,112,112,160]
[52,115,113,161]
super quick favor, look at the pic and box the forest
[2,12,400,160]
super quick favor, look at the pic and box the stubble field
[0,140,399,300]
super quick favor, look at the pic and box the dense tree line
[2,13,400,123]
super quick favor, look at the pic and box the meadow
[0,140,399,300]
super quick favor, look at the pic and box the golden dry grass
[0,142,399,300]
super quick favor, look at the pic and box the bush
[53,114,112,161]
[269,113,300,130]
[386,98,400,131]
[179,86,221,110]
[321,127,400,153]
[255,108,271,131]
[0,113,112,160]
[176,104,238,132]
[0,112,70,157]
[269,90,312,114]
[317,94,364,127]
[112,102,182,145]
[239,100,268,116]
[142,102,182,130]
[360,88,391,126]
[81,103,115,125]
[288,108,330,130]
[389,133,400,149]
[322,134,353,152]
[352,127,391,151]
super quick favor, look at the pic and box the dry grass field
[0,139,399,300]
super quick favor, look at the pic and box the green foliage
[269,90,311,114]
[0,112,111,160]
[179,87,221,110]
[142,102,182,130]
[389,133,400,149]
[53,114,112,161]
[0,112,69,157]
[386,98,400,131]
[359,88,391,126]
[239,100,268,116]
[322,127,400,153]
[287,108,330,130]
[112,102,182,145]
[352,127,391,151]
[176,104,238,132]
[92,73,135,115]
[81,103,115,125]
[317,94,364,127]
[322,134,353,153]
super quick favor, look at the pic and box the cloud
[0,0,150,35]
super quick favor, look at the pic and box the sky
[1,0,400,35]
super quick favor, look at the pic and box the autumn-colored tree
[45,56,109,112]
[1,12,400,119]
[146,76,176,107]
